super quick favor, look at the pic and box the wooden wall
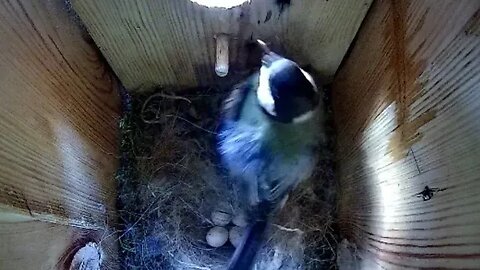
[0,0,119,229]
[0,221,117,270]
[0,0,120,268]
[71,0,372,91]
[333,0,480,268]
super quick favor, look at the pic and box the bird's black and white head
[256,40,320,124]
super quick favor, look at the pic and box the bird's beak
[257,39,271,54]
[257,39,280,67]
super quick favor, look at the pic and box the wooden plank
[71,0,372,91]
[333,0,480,269]
[0,220,117,270]
[0,0,120,228]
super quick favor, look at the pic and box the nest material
[116,86,338,270]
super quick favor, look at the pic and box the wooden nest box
[1,0,479,269]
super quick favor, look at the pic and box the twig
[323,232,336,258]
[168,251,212,270]
[98,229,122,246]
[140,95,217,134]
[272,224,304,234]
[145,92,192,105]
[165,114,218,135]
[114,190,168,242]
[141,92,192,124]
[179,197,214,225]
[174,260,212,270]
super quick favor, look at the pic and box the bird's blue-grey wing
[218,74,268,205]
[220,76,254,122]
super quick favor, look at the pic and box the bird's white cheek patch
[257,66,276,116]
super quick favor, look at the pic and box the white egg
[206,226,229,247]
[229,226,245,248]
[211,210,231,226]
[232,212,248,227]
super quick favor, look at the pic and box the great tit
[217,40,322,270]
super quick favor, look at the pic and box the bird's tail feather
[227,219,268,270]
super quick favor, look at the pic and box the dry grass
[115,86,338,270]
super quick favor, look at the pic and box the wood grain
[71,0,372,91]
[0,221,117,270]
[333,0,480,268]
[0,0,120,228]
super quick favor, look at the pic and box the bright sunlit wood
[72,0,372,91]
[333,1,480,268]
[0,0,120,228]
[190,0,249,8]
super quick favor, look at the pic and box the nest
[116,85,338,270]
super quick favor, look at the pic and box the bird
[217,40,323,270]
